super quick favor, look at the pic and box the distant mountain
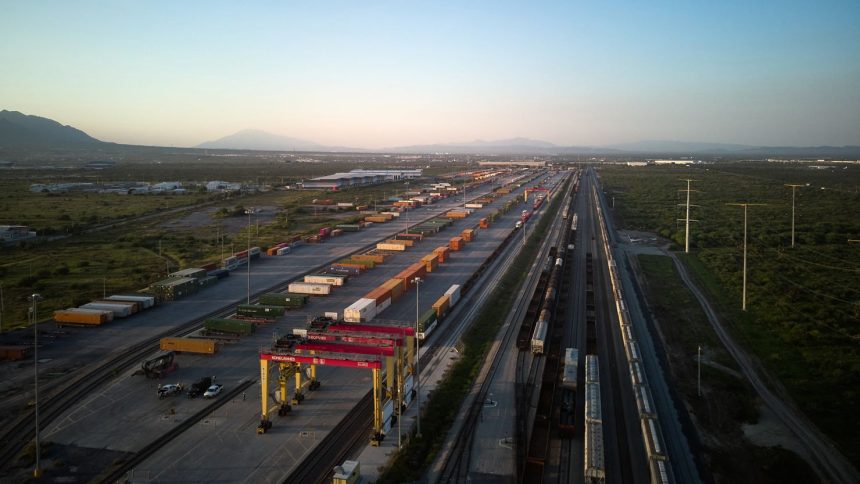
[602,140,755,153]
[387,137,576,154]
[0,110,103,148]
[196,129,359,152]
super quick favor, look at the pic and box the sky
[1,1,859,148]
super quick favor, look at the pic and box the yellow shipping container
[160,337,218,355]
[432,294,451,318]
[381,278,405,300]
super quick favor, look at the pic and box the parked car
[203,384,223,398]
[158,383,183,399]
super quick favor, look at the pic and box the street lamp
[245,208,254,304]
[412,276,423,438]
[31,293,44,478]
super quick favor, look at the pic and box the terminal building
[301,169,422,190]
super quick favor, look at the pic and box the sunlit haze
[2,1,859,148]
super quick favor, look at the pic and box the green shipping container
[418,308,437,332]
[204,318,255,336]
[259,293,309,308]
[336,224,362,232]
[237,304,286,318]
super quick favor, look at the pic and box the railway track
[438,177,570,483]
[286,179,554,484]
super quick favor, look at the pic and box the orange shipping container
[479,218,489,229]
[449,237,464,251]
[433,246,450,263]
[365,216,388,223]
[445,210,469,219]
[432,294,451,318]
[160,337,218,354]
[365,286,393,305]
[461,229,475,242]
[421,254,439,272]
[353,253,386,264]
[53,309,109,325]
[381,278,405,300]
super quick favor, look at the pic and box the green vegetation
[600,162,860,463]
[636,254,818,482]
[378,178,568,483]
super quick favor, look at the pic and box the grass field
[599,162,860,464]
[635,254,818,483]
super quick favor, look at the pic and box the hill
[0,110,103,148]
[195,129,358,152]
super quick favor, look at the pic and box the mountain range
[0,110,104,148]
[2,110,858,157]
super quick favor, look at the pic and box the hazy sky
[2,1,859,148]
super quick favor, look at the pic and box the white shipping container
[324,311,339,320]
[465,203,483,209]
[287,282,332,295]
[337,202,354,207]
[80,303,132,318]
[344,298,377,323]
[292,328,308,337]
[444,284,462,306]
[304,275,347,286]
[377,243,407,251]
[276,247,291,255]
[380,211,401,218]
[107,294,155,309]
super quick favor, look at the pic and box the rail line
[438,176,571,482]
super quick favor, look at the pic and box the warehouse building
[301,169,422,190]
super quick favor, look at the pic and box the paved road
[665,250,860,484]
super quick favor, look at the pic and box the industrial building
[301,169,422,190]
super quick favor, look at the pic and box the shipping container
[205,318,255,336]
[352,253,386,264]
[365,216,389,223]
[54,309,111,325]
[288,282,332,295]
[394,263,427,290]
[432,294,451,318]
[377,243,407,251]
[381,278,405,301]
[465,203,483,209]
[331,229,344,237]
[197,275,218,288]
[329,265,363,276]
[160,337,218,354]
[207,268,231,279]
[259,292,309,308]
[276,247,291,256]
[237,304,286,318]
[445,210,469,219]
[396,233,423,242]
[340,258,376,269]
[365,286,393,305]
[92,299,139,313]
[421,254,439,272]
[0,345,30,361]
[479,217,489,228]
[433,246,450,263]
[80,302,132,318]
[344,298,377,323]
[449,236,464,251]
[461,228,475,242]
[305,274,348,286]
[444,284,462,306]
[107,294,156,309]
[336,224,362,232]
[65,307,115,321]
[386,239,414,247]
[417,308,437,333]
[150,277,199,301]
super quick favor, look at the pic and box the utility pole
[697,345,702,397]
[245,208,254,304]
[785,184,804,248]
[678,179,699,253]
[727,203,766,311]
